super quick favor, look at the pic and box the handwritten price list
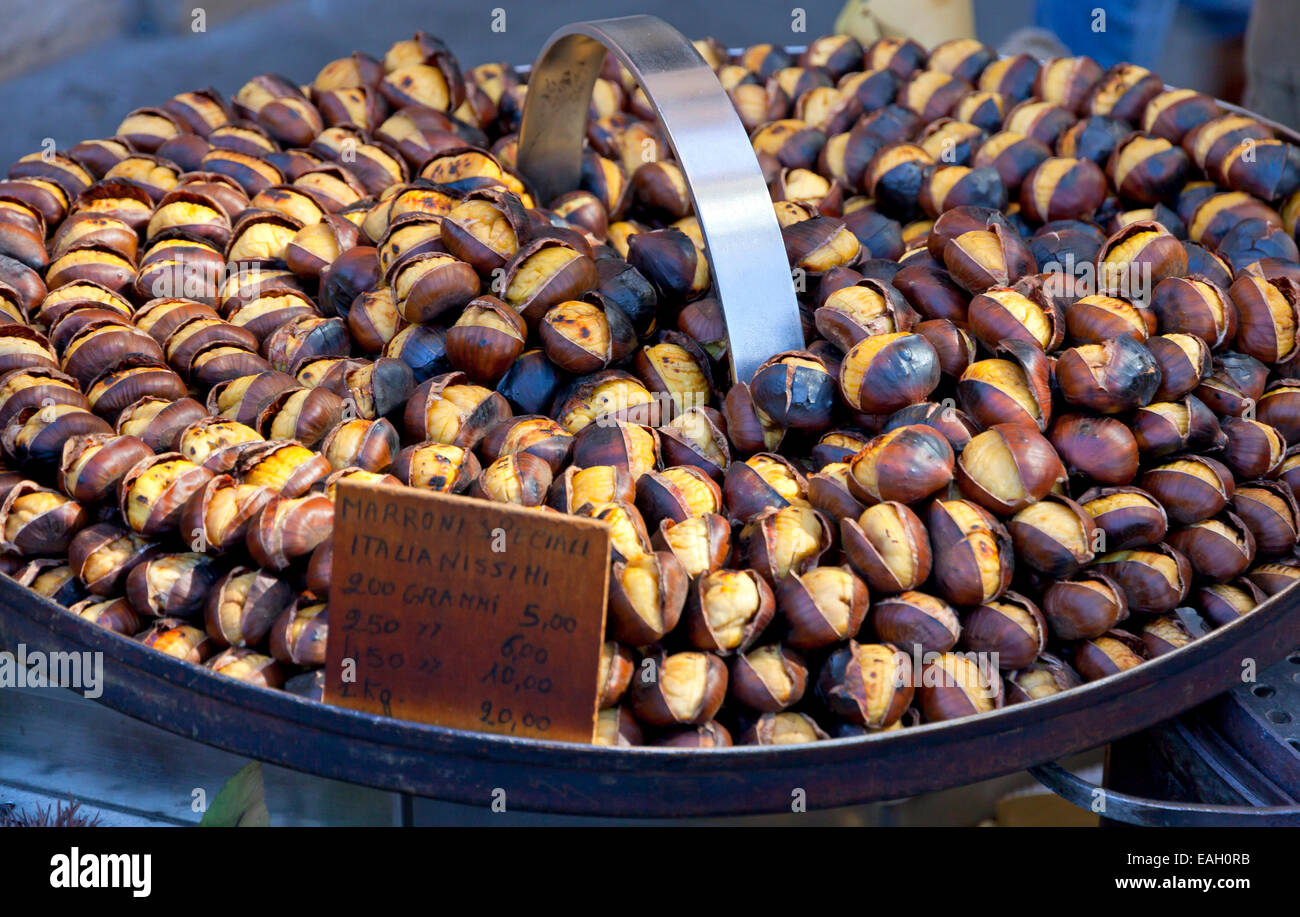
[323,482,610,743]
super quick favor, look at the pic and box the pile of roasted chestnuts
[0,28,1298,749]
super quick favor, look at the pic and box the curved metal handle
[516,14,804,384]
[1030,762,1300,826]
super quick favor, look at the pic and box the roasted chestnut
[206,648,285,688]
[1095,220,1187,300]
[136,617,215,664]
[723,452,807,522]
[846,424,954,505]
[1167,512,1256,583]
[1005,653,1083,703]
[748,351,837,433]
[67,522,161,595]
[652,511,729,578]
[549,464,635,515]
[14,559,87,607]
[4,404,114,470]
[632,332,713,421]
[1146,334,1211,402]
[658,407,730,481]
[1007,494,1098,577]
[927,498,1014,605]
[269,599,329,666]
[816,641,914,728]
[916,652,1004,722]
[959,343,1054,431]
[117,453,213,536]
[630,650,728,727]
[245,494,333,571]
[58,433,153,504]
[553,370,656,434]
[778,564,870,649]
[594,707,645,747]
[1229,267,1300,364]
[1220,416,1286,480]
[605,547,687,646]
[391,441,480,493]
[729,644,809,713]
[738,711,829,745]
[1042,572,1128,641]
[1232,480,1300,557]
[839,333,940,414]
[404,373,512,448]
[1107,133,1190,205]
[872,590,960,654]
[636,465,722,525]
[180,474,275,554]
[502,238,598,326]
[1047,414,1139,485]
[1019,157,1106,222]
[961,592,1047,671]
[1072,629,1146,682]
[0,481,87,556]
[71,596,142,636]
[205,566,296,648]
[125,552,221,618]
[956,423,1066,515]
[1093,543,1193,614]
[973,131,1051,194]
[942,223,1035,293]
[319,417,400,472]
[539,298,634,374]
[1132,396,1224,460]
[739,504,832,585]
[1054,335,1161,413]
[684,567,777,654]
[237,441,331,497]
[1196,579,1266,628]
[966,279,1064,352]
[444,296,526,383]
[840,500,932,594]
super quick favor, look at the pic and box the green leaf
[198,762,270,827]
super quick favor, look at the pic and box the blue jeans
[1035,0,1249,70]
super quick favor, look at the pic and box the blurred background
[0,0,1283,180]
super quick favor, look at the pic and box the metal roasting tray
[3,568,1299,816]
[3,16,1300,817]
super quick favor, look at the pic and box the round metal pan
[2,571,1297,816]
[3,21,1300,817]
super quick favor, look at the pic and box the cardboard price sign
[324,481,610,743]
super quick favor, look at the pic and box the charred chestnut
[245,494,334,571]
[684,567,777,654]
[816,641,914,728]
[630,651,728,727]
[916,652,1004,722]
[1072,629,1146,682]
[846,424,954,505]
[1093,543,1193,614]
[1054,335,1161,414]
[730,644,808,713]
[956,424,1067,515]
[125,552,221,618]
[839,332,940,414]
